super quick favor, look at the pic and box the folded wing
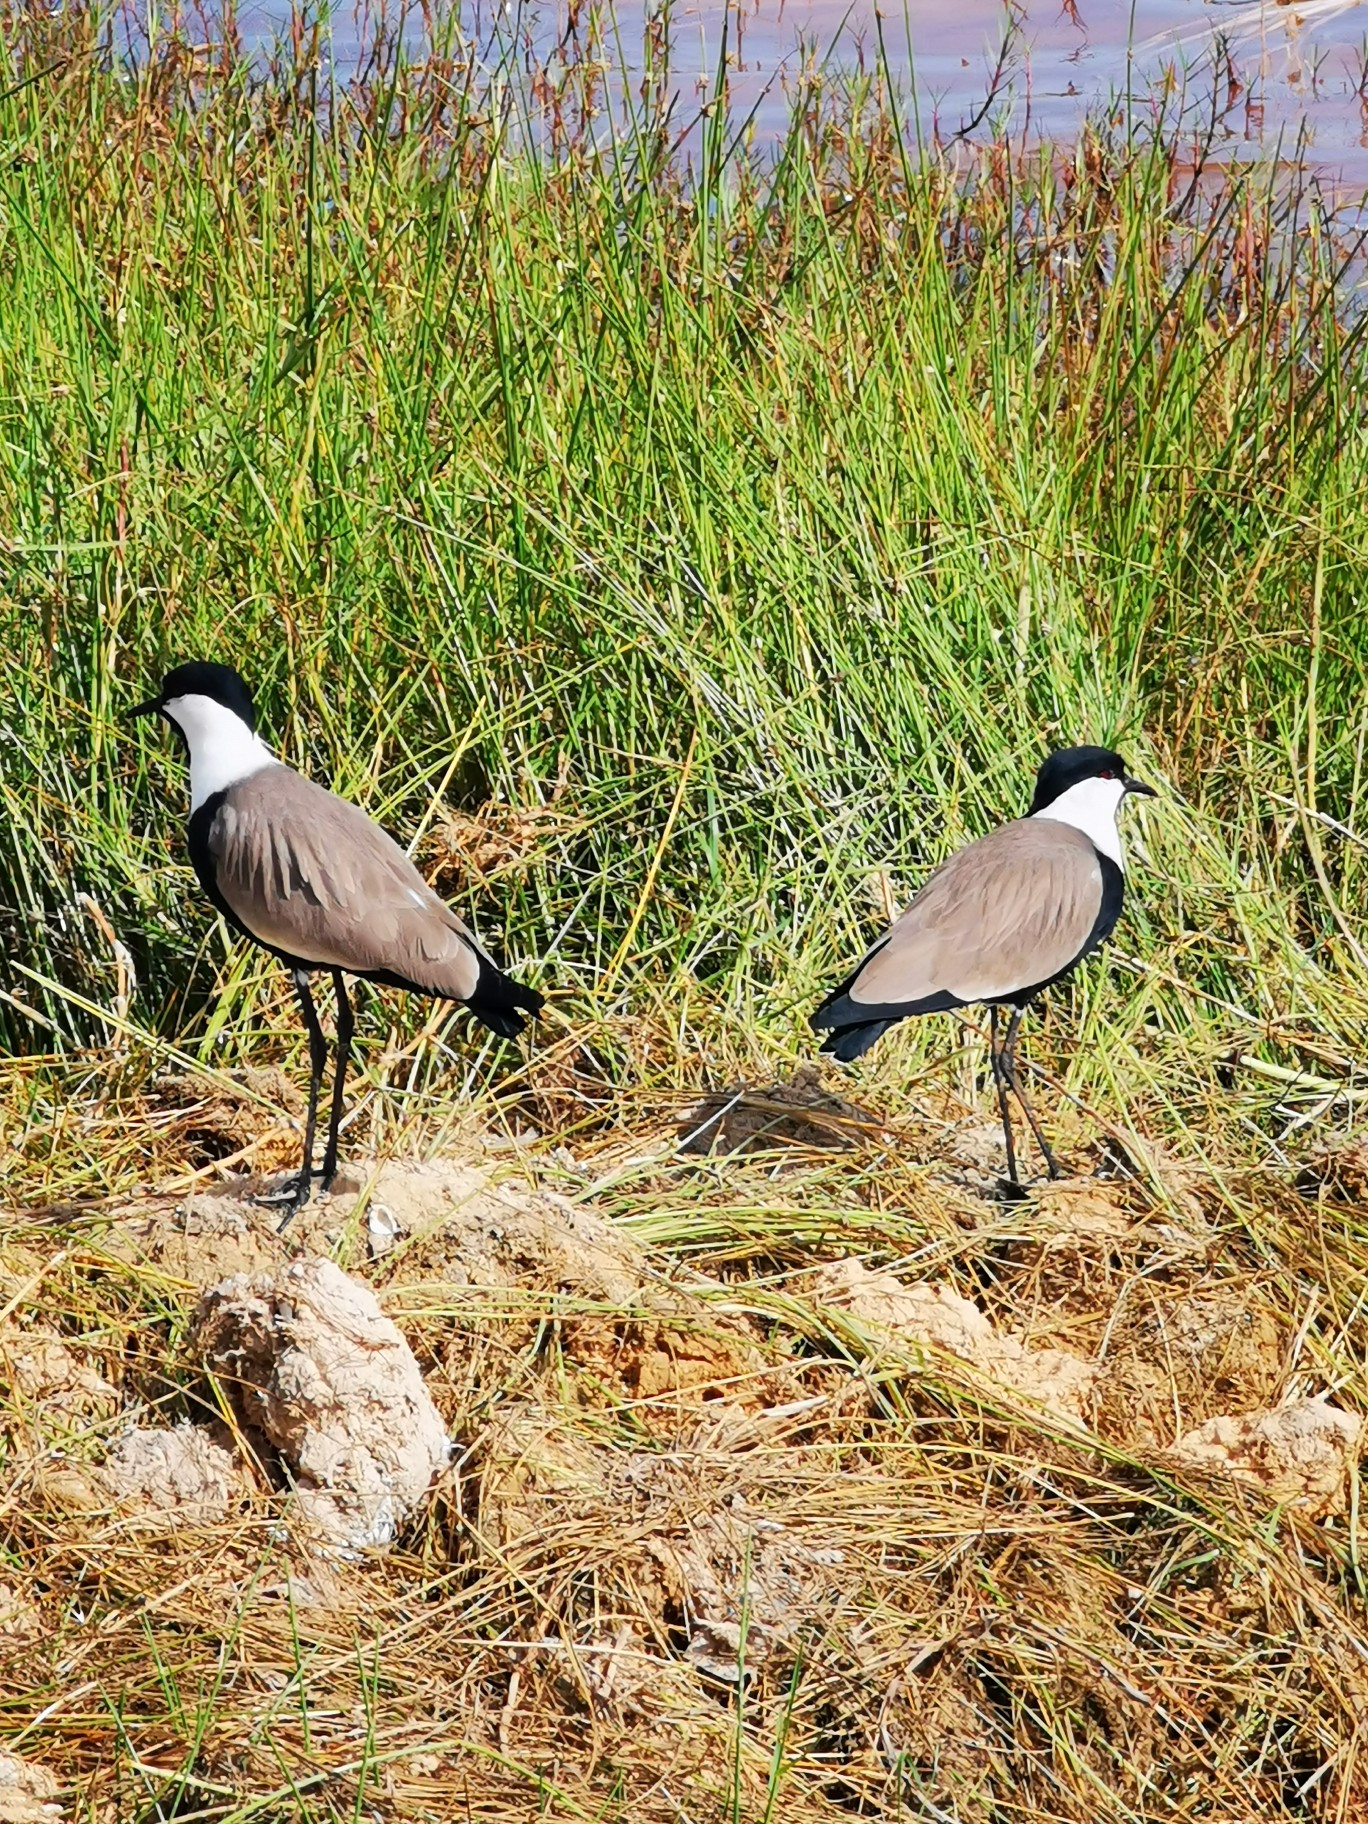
[813,818,1105,1035]
[205,767,541,1031]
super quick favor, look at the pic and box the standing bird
[810,746,1155,1184]
[133,661,544,1219]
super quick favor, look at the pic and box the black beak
[1123,776,1157,798]
[130,695,163,721]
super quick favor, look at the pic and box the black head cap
[1029,745,1156,813]
[131,662,256,731]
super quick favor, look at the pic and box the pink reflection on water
[223,0,1368,187]
[606,0,1368,183]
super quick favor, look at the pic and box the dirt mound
[103,1182,339,1284]
[479,1403,858,1682]
[148,1067,303,1168]
[1169,1398,1362,1518]
[98,1423,244,1525]
[362,1161,648,1301]
[1028,1175,1212,1256]
[0,1328,116,1423]
[359,1161,779,1425]
[103,1157,648,1307]
[1296,1136,1368,1205]
[560,1310,786,1424]
[663,1504,849,1680]
[0,1754,59,1824]
[0,1584,41,1649]
[678,1065,888,1155]
[1089,1274,1286,1447]
[193,1257,451,1551]
[992,1177,1216,1312]
[811,1259,1096,1426]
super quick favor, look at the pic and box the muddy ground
[2,1080,1367,1821]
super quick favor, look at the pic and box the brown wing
[208,767,483,999]
[846,818,1105,1010]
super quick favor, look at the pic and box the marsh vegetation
[2,4,1368,1818]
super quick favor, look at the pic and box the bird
[133,660,544,1220]
[810,746,1155,1184]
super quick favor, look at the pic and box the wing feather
[209,768,484,1000]
[844,819,1104,1011]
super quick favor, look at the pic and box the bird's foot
[252,1172,314,1229]
[252,1180,305,1207]
[275,1178,314,1232]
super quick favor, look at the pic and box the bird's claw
[252,1174,313,1230]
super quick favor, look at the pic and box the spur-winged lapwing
[134,661,544,1219]
[811,746,1155,1183]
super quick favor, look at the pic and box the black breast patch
[187,791,241,934]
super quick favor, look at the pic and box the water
[229,0,1368,186]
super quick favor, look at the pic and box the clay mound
[945,1120,1018,1181]
[104,1156,648,1309]
[1168,1398,1363,1519]
[149,1067,303,1167]
[192,1256,451,1551]
[678,1065,888,1156]
[479,1404,854,1681]
[1296,1137,1368,1205]
[1026,1176,1211,1256]
[662,1504,849,1681]
[0,1584,42,1650]
[811,1259,1096,1427]
[106,1190,296,1286]
[560,1309,788,1425]
[0,1327,117,1430]
[0,1753,60,1824]
[359,1161,648,1303]
[98,1424,244,1525]
[991,1178,1216,1302]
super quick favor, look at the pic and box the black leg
[1000,1006,1061,1181]
[988,1005,1019,1186]
[280,967,327,1226]
[318,969,353,1193]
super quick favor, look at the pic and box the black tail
[465,957,545,1040]
[818,1020,898,1062]
[811,971,958,1060]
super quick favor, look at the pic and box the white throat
[1031,775,1127,867]
[164,694,278,813]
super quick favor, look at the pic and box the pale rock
[813,1258,1095,1426]
[1171,1399,1362,1519]
[98,1423,243,1525]
[0,1752,61,1823]
[193,1256,451,1551]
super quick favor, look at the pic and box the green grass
[0,2,1366,1188]
[4,12,1368,1819]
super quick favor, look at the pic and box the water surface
[233,0,1368,185]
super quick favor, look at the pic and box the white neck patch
[1031,774,1128,867]
[163,694,278,813]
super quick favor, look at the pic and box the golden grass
[2,1051,1367,1822]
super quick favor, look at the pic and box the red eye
[1098,769,1116,780]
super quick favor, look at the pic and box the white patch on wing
[407,888,426,907]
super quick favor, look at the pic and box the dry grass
[2,1067,1367,1823]
[2,2,1368,1815]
